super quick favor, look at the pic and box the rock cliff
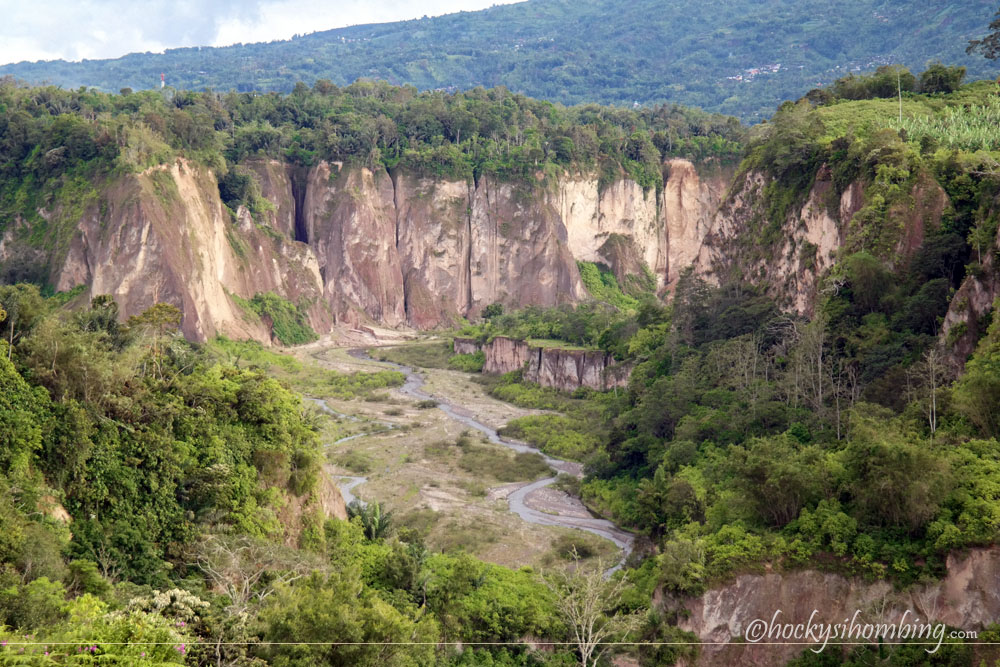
[3,157,735,342]
[692,164,948,315]
[677,547,1000,666]
[474,336,630,392]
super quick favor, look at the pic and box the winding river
[313,348,635,573]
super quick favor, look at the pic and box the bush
[234,292,316,345]
[447,351,485,372]
[500,415,600,461]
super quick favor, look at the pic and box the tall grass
[885,97,1000,152]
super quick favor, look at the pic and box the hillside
[1,0,997,120]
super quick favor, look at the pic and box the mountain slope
[2,0,997,120]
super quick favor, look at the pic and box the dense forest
[1,0,996,121]
[2,54,1000,664]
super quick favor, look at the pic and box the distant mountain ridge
[2,0,998,119]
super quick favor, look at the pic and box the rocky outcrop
[694,164,950,315]
[305,162,407,327]
[395,173,472,329]
[453,337,481,355]
[476,336,630,391]
[663,159,733,288]
[481,336,534,375]
[677,547,1000,666]
[942,220,1000,365]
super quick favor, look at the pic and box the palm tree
[347,500,393,541]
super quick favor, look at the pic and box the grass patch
[206,337,404,399]
[458,446,551,483]
[458,480,488,497]
[476,371,580,412]
[325,372,405,400]
[499,414,601,461]
[435,520,498,553]
[330,450,374,474]
[422,440,454,462]
[415,399,439,409]
[372,342,453,368]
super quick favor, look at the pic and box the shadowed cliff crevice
[290,166,309,244]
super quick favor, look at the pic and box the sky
[0,0,524,66]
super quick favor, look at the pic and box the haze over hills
[1,0,997,120]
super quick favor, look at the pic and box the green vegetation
[501,415,602,462]
[447,350,485,372]
[0,288,648,666]
[233,292,316,345]
[206,335,405,400]
[372,342,454,369]
[577,261,641,312]
[430,432,553,483]
[2,0,996,121]
[888,96,1000,152]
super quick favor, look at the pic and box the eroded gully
[313,347,634,574]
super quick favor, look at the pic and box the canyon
[2,157,732,342]
[5,153,984,357]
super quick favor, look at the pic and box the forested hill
[2,0,997,121]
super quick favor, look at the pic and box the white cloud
[0,0,524,66]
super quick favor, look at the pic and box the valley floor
[291,336,621,570]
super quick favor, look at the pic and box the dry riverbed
[294,343,618,570]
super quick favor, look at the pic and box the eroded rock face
[395,173,472,329]
[9,157,740,342]
[481,336,533,375]
[305,163,407,327]
[677,547,1000,666]
[558,176,666,287]
[943,221,1000,365]
[526,346,631,392]
[56,160,329,342]
[477,336,630,391]
[663,159,732,289]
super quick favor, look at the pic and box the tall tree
[542,551,643,667]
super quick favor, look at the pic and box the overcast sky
[0,1,523,66]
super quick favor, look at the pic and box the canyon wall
[3,157,733,343]
[472,335,630,392]
[676,546,1000,666]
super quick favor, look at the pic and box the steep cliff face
[53,159,329,342]
[305,162,407,327]
[2,157,740,342]
[677,547,1000,666]
[394,173,472,329]
[663,159,733,288]
[476,336,630,391]
[557,176,665,287]
[468,175,586,316]
[695,165,947,315]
